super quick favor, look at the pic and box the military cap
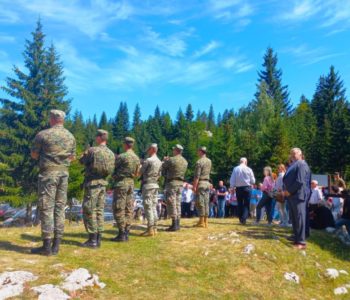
[199,146,207,153]
[96,129,108,138]
[147,143,158,150]
[124,136,135,144]
[50,109,66,119]
[173,144,184,151]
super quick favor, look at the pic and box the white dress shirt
[230,164,256,188]
[309,187,323,205]
[182,188,193,203]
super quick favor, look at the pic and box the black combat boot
[96,233,102,248]
[166,218,176,232]
[51,237,61,255]
[31,239,52,256]
[110,230,127,242]
[82,233,98,248]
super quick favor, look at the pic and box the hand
[163,156,169,161]
[283,191,290,197]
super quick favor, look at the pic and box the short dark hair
[334,172,340,176]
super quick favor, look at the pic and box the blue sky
[0,0,350,120]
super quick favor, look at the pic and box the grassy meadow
[0,218,349,299]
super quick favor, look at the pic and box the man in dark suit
[283,148,311,250]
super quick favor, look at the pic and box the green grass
[0,218,349,299]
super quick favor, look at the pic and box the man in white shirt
[181,183,193,218]
[309,180,323,212]
[230,158,256,225]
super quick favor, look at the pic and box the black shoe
[286,235,295,242]
[110,230,127,242]
[96,233,102,248]
[31,239,52,256]
[51,237,61,255]
[166,219,176,232]
[82,233,98,248]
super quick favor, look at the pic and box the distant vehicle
[65,205,83,222]
[2,207,19,220]
[2,207,36,227]
[104,211,114,223]
[0,204,12,220]
[105,195,113,213]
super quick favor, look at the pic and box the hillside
[0,219,349,299]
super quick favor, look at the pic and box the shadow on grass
[0,240,32,254]
[308,230,350,262]
[20,233,82,247]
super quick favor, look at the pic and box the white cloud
[142,27,192,57]
[1,0,134,38]
[0,34,15,43]
[280,0,321,21]
[0,7,20,23]
[208,0,254,28]
[222,57,254,73]
[282,44,345,66]
[193,41,220,58]
[279,0,350,32]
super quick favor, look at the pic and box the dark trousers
[181,202,191,218]
[288,198,307,244]
[236,186,251,224]
[256,192,273,223]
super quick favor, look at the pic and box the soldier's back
[34,125,76,171]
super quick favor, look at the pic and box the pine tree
[185,104,194,122]
[99,111,108,130]
[256,47,291,116]
[0,20,70,218]
[113,102,129,142]
[207,104,215,131]
[310,66,349,173]
[288,96,317,162]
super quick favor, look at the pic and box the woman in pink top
[255,166,275,225]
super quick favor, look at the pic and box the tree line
[1,22,349,211]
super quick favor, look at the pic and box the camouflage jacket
[194,156,212,188]
[79,144,115,187]
[162,154,188,187]
[113,149,140,187]
[140,154,162,189]
[32,124,76,173]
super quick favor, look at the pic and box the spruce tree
[207,104,215,131]
[256,47,291,116]
[0,21,70,218]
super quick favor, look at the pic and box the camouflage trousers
[38,171,68,239]
[196,186,210,217]
[113,182,134,231]
[142,188,158,228]
[165,185,182,219]
[83,185,106,234]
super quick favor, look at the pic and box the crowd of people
[29,109,349,256]
[181,174,348,229]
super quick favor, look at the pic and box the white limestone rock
[0,271,37,300]
[32,284,70,300]
[61,268,106,292]
[284,272,300,284]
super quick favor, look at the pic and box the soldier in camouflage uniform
[139,143,162,237]
[193,146,212,228]
[79,129,115,248]
[30,110,76,256]
[162,144,188,231]
[111,137,140,242]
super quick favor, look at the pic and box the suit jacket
[283,160,311,202]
